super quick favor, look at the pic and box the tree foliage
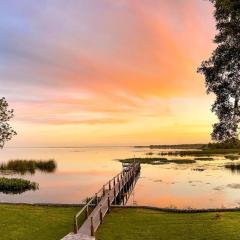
[0,97,16,148]
[198,0,240,142]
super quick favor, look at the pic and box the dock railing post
[95,193,98,205]
[107,193,110,213]
[99,204,103,224]
[90,217,94,236]
[85,205,89,219]
[103,185,105,196]
[126,172,129,189]
[109,180,111,190]
[74,216,78,234]
[114,186,116,205]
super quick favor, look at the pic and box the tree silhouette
[0,97,16,148]
[198,0,240,142]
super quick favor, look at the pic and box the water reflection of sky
[0,147,240,209]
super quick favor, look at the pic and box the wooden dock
[62,162,141,240]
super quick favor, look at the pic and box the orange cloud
[1,0,216,146]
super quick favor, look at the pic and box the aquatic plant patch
[225,163,240,174]
[0,159,56,175]
[146,152,154,155]
[224,155,239,160]
[194,157,214,161]
[0,177,38,194]
[119,158,196,165]
[159,149,240,157]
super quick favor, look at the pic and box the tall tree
[198,0,240,142]
[0,97,16,148]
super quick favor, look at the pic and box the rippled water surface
[0,147,240,209]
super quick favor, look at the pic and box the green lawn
[96,208,240,240]
[0,204,80,240]
[1,205,240,240]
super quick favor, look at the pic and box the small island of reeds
[0,177,38,194]
[0,159,56,175]
[119,158,196,165]
[225,163,240,174]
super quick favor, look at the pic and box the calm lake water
[0,147,240,209]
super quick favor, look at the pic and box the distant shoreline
[5,144,206,149]
[134,144,206,149]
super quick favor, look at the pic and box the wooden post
[74,217,78,234]
[103,185,105,196]
[85,205,89,219]
[114,177,116,186]
[118,180,121,203]
[90,217,94,236]
[107,193,110,213]
[109,180,111,190]
[95,193,98,205]
[122,191,125,205]
[114,187,116,205]
[99,205,103,224]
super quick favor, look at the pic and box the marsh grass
[146,152,154,156]
[224,155,240,160]
[159,149,240,157]
[225,163,240,174]
[0,159,56,175]
[0,177,38,194]
[194,157,214,161]
[119,158,196,165]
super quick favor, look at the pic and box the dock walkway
[62,162,140,240]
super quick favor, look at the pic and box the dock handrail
[74,162,139,233]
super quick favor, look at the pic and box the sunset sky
[0,0,217,147]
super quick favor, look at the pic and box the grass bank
[0,204,81,240]
[97,208,240,240]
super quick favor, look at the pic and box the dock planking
[62,162,141,240]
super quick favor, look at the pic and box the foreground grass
[2,205,240,240]
[97,208,240,240]
[0,204,80,240]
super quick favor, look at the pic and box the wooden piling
[90,217,94,236]
[107,193,110,213]
[99,205,103,224]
